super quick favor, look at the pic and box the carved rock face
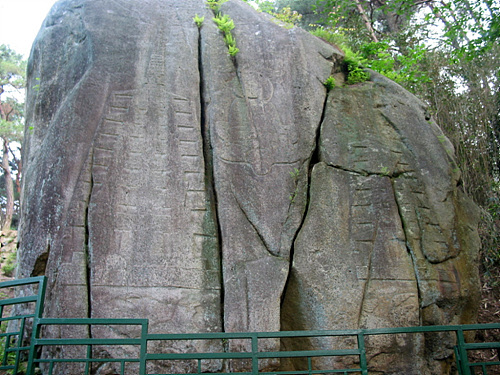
[19,0,480,373]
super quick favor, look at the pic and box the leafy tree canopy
[0,45,26,93]
[0,44,25,230]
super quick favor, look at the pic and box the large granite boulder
[18,0,480,373]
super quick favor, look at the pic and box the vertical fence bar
[2,333,11,368]
[0,302,3,368]
[456,328,472,375]
[139,320,148,375]
[357,332,368,375]
[85,343,91,375]
[26,317,40,375]
[27,277,47,375]
[34,277,47,323]
[13,316,27,374]
[252,333,258,375]
[455,346,464,375]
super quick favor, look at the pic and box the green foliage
[0,45,25,231]
[0,45,25,140]
[344,53,370,84]
[254,0,276,13]
[254,1,303,27]
[392,45,432,90]
[356,41,432,90]
[309,27,348,48]
[309,28,369,85]
[289,168,300,179]
[359,41,395,74]
[206,0,227,13]
[0,116,23,142]
[213,14,235,33]
[479,201,500,288]
[0,45,26,90]
[212,12,239,57]
[227,45,240,57]
[310,27,430,88]
[193,14,205,28]
[323,76,336,91]
[1,250,17,277]
[379,166,390,176]
[0,336,27,375]
[272,7,303,26]
[346,67,368,85]
[32,77,40,92]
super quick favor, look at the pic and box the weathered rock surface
[18,0,480,374]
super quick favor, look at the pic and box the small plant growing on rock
[213,14,235,33]
[213,13,239,57]
[206,0,227,13]
[33,77,41,91]
[379,166,390,176]
[323,76,336,91]
[228,45,240,57]
[193,14,204,28]
[344,55,370,85]
[223,33,239,56]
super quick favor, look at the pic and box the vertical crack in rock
[197,25,225,332]
[390,177,423,318]
[84,151,94,334]
[281,213,301,308]
[281,89,329,307]
[357,221,377,328]
[311,89,330,166]
[233,192,276,259]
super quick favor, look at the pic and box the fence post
[358,331,368,375]
[252,333,258,375]
[456,328,472,375]
[26,276,47,375]
[139,319,148,375]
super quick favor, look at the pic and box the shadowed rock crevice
[30,245,49,277]
[84,149,93,324]
[198,23,225,333]
[281,85,329,308]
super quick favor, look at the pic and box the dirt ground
[472,270,500,374]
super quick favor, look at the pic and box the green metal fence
[0,276,46,375]
[1,276,499,375]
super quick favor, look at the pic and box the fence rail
[1,276,499,375]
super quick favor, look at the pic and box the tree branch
[353,0,379,42]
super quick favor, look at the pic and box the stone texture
[20,0,222,373]
[18,0,480,374]
[280,72,480,374]
[200,3,340,366]
[281,163,422,373]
